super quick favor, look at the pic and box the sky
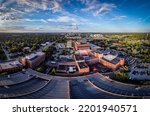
[0,0,150,32]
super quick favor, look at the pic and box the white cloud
[0,24,47,32]
[79,0,96,5]
[111,15,127,20]
[40,19,48,23]
[50,0,62,13]
[16,0,62,12]
[10,8,25,14]
[47,15,85,24]
[0,7,23,21]
[0,0,62,20]
[80,0,116,16]
[56,16,77,23]
[22,16,79,24]
[0,0,64,26]
[94,3,116,16]
[23,18,48,23]
[0,0,90,32]
[81,5,95,12]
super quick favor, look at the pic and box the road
[37,41,56,52]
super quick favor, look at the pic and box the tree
[31,45,37,51]
[132,49,137,55]
[114,71,128,82]
[36,66,46,73]
[147,71,150,75]
[50,68,56,75]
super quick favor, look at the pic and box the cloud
[80,0,116,16]
[47,14,88,24]
[15,0,62,12]
[0,25,46,32]
[0,7,23,21]
[23,18,48,23]
[111,15,127,20]
[0,0,62,21]
[94,3,116,16]
[0,0,90,32]
[22,15,85,26]
[50,0,62,13]
[79,0,96,5]
[10,8,25,14]
[22,16,78,24]
[53,16,77,23]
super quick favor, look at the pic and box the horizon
[0,0,150,33]
[0,32,150,34]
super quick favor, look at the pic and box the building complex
[56,39,125,74]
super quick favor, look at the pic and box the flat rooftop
[76,41,89,45]
[25,52,45,60]
[83,55,96,61]
[76,49,91,55]
[58,65,67,71]
[78,62,89,69]
[0,61,23,70]
[103,54,117,61]
[66,36,81,39]
[59,57,74,62]
[75,55,84,61]
[95,49,105,54]
[90,43,100,49]
[102,57,120,65]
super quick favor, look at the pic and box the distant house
[90,34,104,38]
[90,43,100,50]
[56,43,65,50]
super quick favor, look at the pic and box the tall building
[21,52,45,68]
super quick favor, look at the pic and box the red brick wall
[93,52,125,71]
[78,67,89,73]
[99,58,124,71]
[21,58,26,66]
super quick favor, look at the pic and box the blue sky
[0,0,150,32]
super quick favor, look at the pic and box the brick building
[21,52,45,68]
